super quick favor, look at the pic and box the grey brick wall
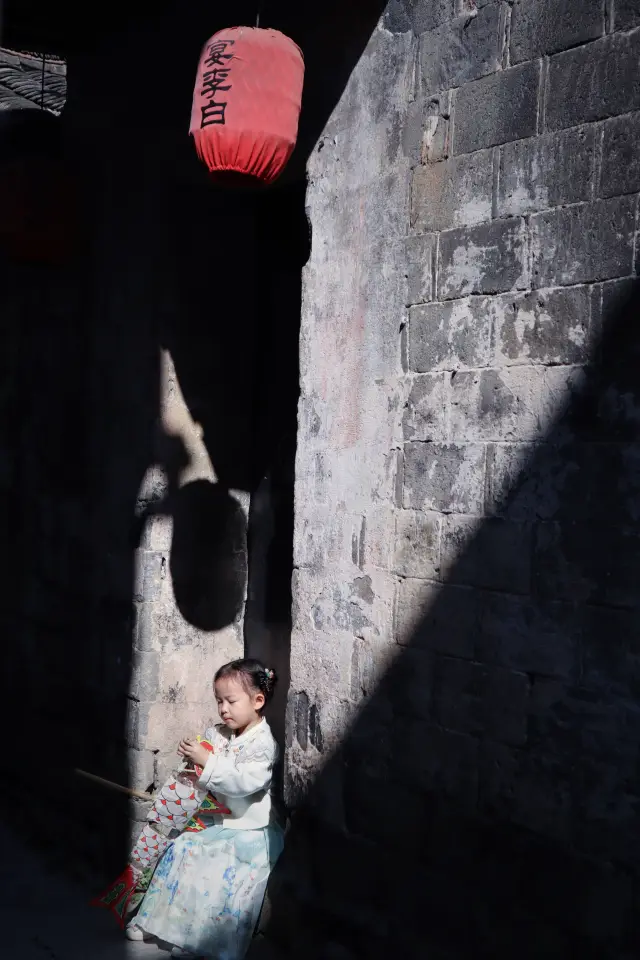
[277,2,640,957]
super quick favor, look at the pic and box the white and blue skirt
[136,820,284,959]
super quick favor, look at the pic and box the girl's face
[214,675,265,734]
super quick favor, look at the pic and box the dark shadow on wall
[0,107,141,878]
[264,280,640,959]
[0,103,162,879]
[0,0,388,884]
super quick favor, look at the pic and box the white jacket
[197,718,278,831]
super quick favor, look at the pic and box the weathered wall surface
[277,1,640,956]
[128,348,246,841]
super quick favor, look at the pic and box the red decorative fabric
[0,158,75,263]
[190,27,304,185]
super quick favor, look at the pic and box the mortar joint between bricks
[444,371,453,441]
[523,214,534,291]
[400,324,409,374]
[483,442,493,516]
[604,0,613,34]
[432,233,440,301]
[491,147,501,220]
[592,123,605,201]
[536,56,548,136]
[409,36,420,103]
[633,194,640,277]
[500,1,512,70]
[394,448,405,508]
[587,281,602,367]
[449,88,457,159]
[435,513,444,575]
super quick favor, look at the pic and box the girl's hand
[178,738,210,769]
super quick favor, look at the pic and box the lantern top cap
[207,25,304,61]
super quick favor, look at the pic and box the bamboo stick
[74,768,155,802]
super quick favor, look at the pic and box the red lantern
[190,26,304,185]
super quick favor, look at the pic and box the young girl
[127,659,283,959]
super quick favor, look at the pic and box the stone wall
[276,2,640,956]
[128,348,246,845]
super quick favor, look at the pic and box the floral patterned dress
[136,720,283,959]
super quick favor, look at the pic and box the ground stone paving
[1,825,165,960]
[1,825,280,960]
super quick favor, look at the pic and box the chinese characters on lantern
[200,38,235,127]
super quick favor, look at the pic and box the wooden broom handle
[75,768,155,802]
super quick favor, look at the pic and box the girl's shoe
[125,923,150,942]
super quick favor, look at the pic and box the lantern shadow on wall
[133,423,248,634]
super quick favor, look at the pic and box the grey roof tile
[0,47,66,114]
